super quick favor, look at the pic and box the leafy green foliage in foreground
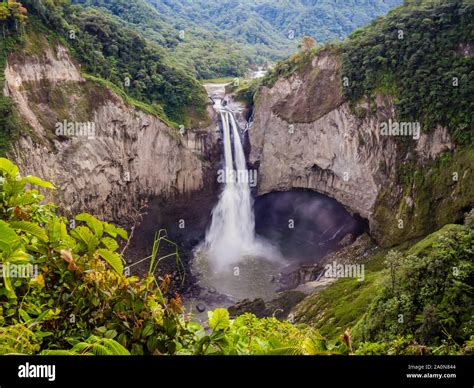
[0,158,340,355]
[180,309,344,355]
[0,157,184,355]
[1,158,471,355]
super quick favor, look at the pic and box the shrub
[355,224,474,347]
[0,158,194,354]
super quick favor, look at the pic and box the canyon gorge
[0,0,472,358]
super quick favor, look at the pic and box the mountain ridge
[71,0,402,79]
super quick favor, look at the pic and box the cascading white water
[202,102,281,271]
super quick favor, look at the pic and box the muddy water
[184,189,365,321]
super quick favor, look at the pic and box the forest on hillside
[72,0,402,79]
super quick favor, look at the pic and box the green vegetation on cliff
[17,0,208,127]
[0,2,28,154]
[0,36,20,154]
[342,0,474,144]
[374,147,474,245]
[71,0,248,80]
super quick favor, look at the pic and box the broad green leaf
[71,226,99,253]
[19,308,32,323]
[21,176,55,189]
[208,308,230,331]
[97,249,124,274]
[141,322,154,338]
[9,221,49,242]
[187,321,204,333]
[103,222,117,237]
[48,218,69,245]
[0,158,19,177]
[103,329,118,339]
[92,343,110,355]
[75,213,103,237]
[0,221,20,252]
[8,191,42,207]
[115,227,128,240]
[103,222,128,240]
[95,326,107,335]
[101,236,119,252]
[5,179,26,199]
[6,248,30,263]
[1,272,16,299]
[146,336,158,353]
[71,343,93,355]
[102,338,130,355]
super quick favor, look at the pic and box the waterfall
[202,104,280,271]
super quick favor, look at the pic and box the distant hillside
[144,0,402,40]
[146,0,401,50]
[72,0,402,79]
[72,0,248,79]
[250,0,403,41]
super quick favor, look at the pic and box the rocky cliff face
[250,50,471,245]
[4,41,210,224]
